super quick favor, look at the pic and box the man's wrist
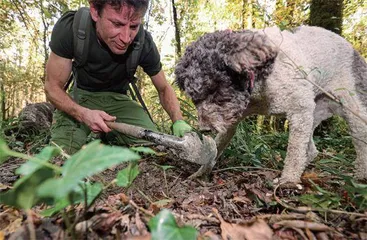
[73,106,88,122]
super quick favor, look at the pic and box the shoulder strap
[73,7,91,68]
[126,25,146,82]
[126,26,154,123]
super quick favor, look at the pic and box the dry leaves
[213,208,274,240]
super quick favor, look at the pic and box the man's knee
[51,127,88,154]
[51,111,89,154]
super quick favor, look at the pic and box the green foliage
[298,177,367,211]
[131,146,157,155]
[342,176,367,210]
[37,140,140,199]
[148,209,198,240]
[272,0,311,29]
[41,182,103,217]
[1,136,201,237]
[299,180,342,209]
[0,137,11,163]
[0,138,140,214]
[0,167,55,209]
[116,161,140,188]
[15,146,60,175]
[225,121,287,170]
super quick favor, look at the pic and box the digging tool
[105,122,217,167]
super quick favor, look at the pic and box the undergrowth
[224,116,366,212]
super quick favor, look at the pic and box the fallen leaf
[135,211,148,235]
[127,234,151,240]
[274,220,331,231]
[120,193,130,205]
[232,196,251,204]
[202,230,221,240]
[213,208,273,240]
[1,218,22,235]
[75,212,122,234]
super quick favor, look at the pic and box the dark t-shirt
[49,10,162,93]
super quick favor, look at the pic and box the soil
[1,152,366,239]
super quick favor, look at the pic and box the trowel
[106,122,217,177]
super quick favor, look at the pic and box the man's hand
[81,109,116,133]
[172,120,193,137]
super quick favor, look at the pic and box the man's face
[90,4,142,55]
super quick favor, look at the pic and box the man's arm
[150,70,183,122]
[150,70,193,137]
[45,52,115,132]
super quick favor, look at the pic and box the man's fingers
[101,112,116,122]
[100,121,112,133]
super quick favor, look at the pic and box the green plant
[148,209,198,240]
[341,176,367,211]
[225,121,287,170]
[0,138,141,236]
[299,180,342,209]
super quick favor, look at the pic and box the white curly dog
[175,26,367,184]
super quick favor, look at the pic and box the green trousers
[51,88,157,154]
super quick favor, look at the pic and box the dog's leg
[280,104,315,183]
[341,103,367,181]
[306,97,335,164]
[215,124,238,159]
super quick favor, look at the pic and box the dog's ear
[220,31,278,74]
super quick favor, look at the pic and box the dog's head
[175,30,278,133]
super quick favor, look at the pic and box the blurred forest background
[0,0,366,132]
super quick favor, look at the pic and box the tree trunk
[246,0,254,29]
[241,0,246,29]
[171,0,181,58]
[0,80,5,123]
[39,0,49,84]
[309,0,343,35]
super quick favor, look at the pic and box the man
[45,0,192,153]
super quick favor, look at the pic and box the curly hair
[89,0,149,16]
[175,30,277,105]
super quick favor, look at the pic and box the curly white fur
[175,26,367,183]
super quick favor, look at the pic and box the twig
[213,166,281,173]
[9,150,62,173]
[137,188,154,204]
[168,172,182,193]
[276,220,331,231]
[273,183,367,217]
[27,210,36,240]
[62,210,76,239]
[51,141,71,159]
[185,214,220,224]
[0,208,11,217]
[129,200,154,217]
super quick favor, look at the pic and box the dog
[175,26,367,184]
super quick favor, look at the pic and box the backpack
[65,7,153,122]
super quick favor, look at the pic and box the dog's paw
[273,178,304,196]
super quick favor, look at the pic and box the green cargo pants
[51,88,157,154]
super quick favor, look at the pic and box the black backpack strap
[63,7,91,101]
[127,26,154,123]
[73,7,91,68]
[126,25,145,81]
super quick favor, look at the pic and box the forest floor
[1,147,367,240]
